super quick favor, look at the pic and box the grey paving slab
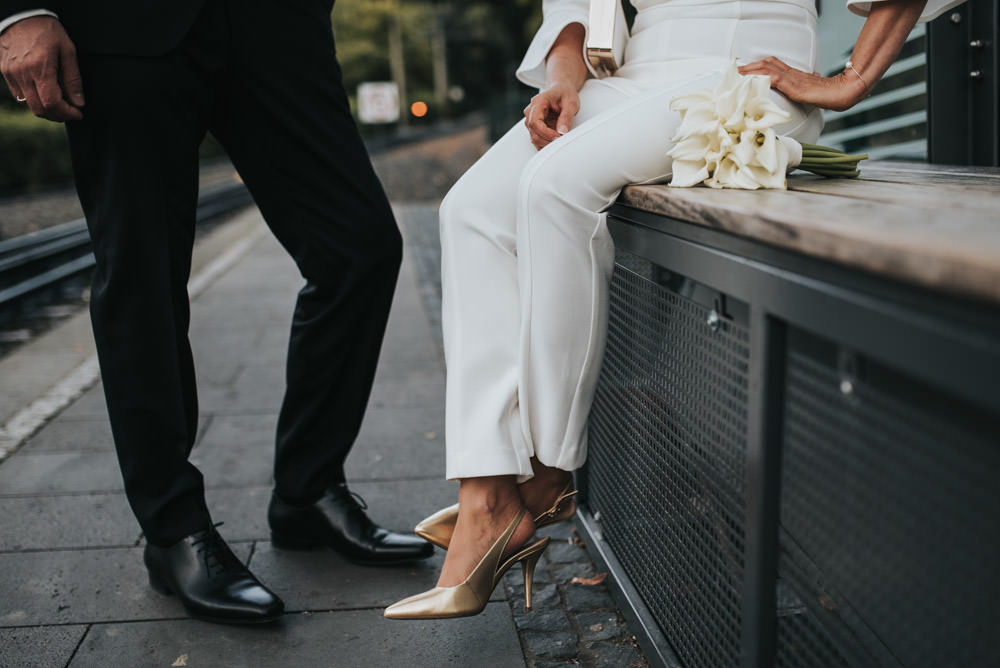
[0,543,251,627]
[57,385,109,419]
[0,350,91,425]
[196,365,286,414]
[19,416,114,453]
[70,606,526,668]
[189,434,274,489]
[189,344,255,386]
[367,370,447,410]
[204,485,273,541]
[355,404,445,449]
[345,433,445,482]
[0,492,139,551]
[0,625,88,668]
[248,542,449,611]
[346,405,446,481]
[0,451,123,494]
[194,412,274,450]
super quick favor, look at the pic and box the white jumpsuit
[441,0,963,480]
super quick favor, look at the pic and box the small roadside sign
[358,82,400,124]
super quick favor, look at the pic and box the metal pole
[739,309,785,668]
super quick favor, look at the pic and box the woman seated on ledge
[385,0,962,620]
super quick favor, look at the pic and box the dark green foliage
[0,110,73,194]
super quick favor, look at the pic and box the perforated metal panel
[778,327,1000,667]
[775,577,854,668]
[586,253,750,668]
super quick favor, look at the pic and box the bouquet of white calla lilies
[667,62,867,190]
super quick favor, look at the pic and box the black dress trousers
[66,0,402,546]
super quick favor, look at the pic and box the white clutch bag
[586,0,626,77]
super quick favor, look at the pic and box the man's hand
[524,82,581,150]
[0,15,83,122]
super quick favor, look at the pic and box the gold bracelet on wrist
[844,60,871,92]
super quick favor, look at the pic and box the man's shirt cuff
[0,9,59,36]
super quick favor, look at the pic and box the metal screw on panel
[839,379,854,396]
[970,70,983,80]
[970,39,984,48]
[950,12,962,23]
[707,309,721,332]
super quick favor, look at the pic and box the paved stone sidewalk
[0,204,647,667]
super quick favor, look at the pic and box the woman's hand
[738,57,866,112]
[525,22,588,150]
[740,0,928,113]
[524,82,581,150]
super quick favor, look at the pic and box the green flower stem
[796,142,868,179]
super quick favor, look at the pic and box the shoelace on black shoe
[191,523,243,577]
[330,483,369,512]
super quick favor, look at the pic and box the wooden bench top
[618,161,1000,304]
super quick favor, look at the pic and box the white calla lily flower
[667,61,802,190]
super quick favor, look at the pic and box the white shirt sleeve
[515,0,630,88]
[0,9,59,35]
[847,0,967,23]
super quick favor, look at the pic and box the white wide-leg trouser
[442,20,820,480]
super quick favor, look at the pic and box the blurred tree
[331,0,542,124]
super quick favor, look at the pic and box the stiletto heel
[385,508,550,620]
[413,482,578,550]
[520,545,546,611]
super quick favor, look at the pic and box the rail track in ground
[0,182,252,343]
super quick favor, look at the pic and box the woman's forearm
[545,22,589,91]
[843,0,928,100]
[739,0,930,111]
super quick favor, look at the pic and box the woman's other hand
[524,82,581,150]
[738,57,865,112]
[526,22,588,150]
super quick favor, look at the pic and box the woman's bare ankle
[437,476,535,587]
[518,460,573,518]
[457,476,522,519]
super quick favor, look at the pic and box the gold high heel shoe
[384,508,549,620]
[414,482,578,550]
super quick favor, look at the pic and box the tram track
[0,181,252,330]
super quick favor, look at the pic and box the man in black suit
[0,1,433,624]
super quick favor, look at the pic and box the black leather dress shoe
[268,483,435,565]
[144,526,284,624]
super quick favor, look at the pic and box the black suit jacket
[0,1,206,55]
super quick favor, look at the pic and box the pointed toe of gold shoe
[413,503,459,550]
[385,508,550,620]
[383,586,483,620]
